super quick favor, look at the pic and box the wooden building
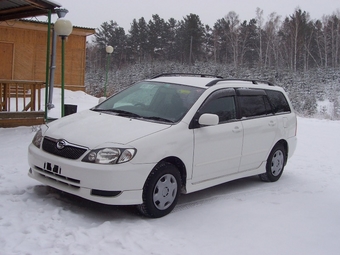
[0,19,95,91]
[0,0,95,127]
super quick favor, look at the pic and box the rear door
[236,89,278,172]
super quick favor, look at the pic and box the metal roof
[0,0,61,21]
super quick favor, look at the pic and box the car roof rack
[206,78,275,87]
[151,73,224,79]
[150,73,274,87]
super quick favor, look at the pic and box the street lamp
[54,17,73,117]
[104,45,114,97]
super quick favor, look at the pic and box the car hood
[44,110,171,148]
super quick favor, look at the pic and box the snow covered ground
[1,89,340,255]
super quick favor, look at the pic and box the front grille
[42,137,87,159]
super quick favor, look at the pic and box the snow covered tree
[264,13,281,71]
[225,11,241,69]
[178,13,205,64]
[128,17,149,63]
[94,20,127,69]
[212,18,229,64]
[147,14,169,61]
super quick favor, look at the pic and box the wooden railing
[0,80,45,127]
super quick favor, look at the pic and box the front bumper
[28,143,153,205]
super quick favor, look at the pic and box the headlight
[82,148,136,164]
[32,129,43,148]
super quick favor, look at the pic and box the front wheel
[138,162,181,218]
[259,144,286,182]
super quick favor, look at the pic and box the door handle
[232,126,241,133]
[268,121,276,126]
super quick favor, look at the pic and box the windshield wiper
[144,116,174,123]
[92,108,141,118]
[92,109,173,123]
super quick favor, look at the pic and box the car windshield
[92,81,205,123]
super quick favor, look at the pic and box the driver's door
[192,89,243,182]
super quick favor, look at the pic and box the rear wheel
[259,144,286,182]
[138,162,181,218]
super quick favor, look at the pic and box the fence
[0,80,45,127]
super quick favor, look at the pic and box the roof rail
[151,73,223,79]
[206,78,275,87]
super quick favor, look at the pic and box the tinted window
[266,90,291,113]
[200,96,236,123]
[238,95,272,118]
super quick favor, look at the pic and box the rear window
[238,95,272,118]
[266,90,291,113]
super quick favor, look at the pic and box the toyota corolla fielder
[28,73,297,218]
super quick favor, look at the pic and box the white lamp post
[104,45,114,97]
[54,17,73,117]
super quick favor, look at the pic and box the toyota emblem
[56,140,66,150]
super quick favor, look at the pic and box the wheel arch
[156,156,187,193]
[274,139,288,165]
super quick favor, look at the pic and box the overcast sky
[50,0,340,31]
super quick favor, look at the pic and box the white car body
[28,75,297,217]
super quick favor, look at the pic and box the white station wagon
[28,74,297,217]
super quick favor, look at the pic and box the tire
[259,144,286,182]
[138,162,181,218]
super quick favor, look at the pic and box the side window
[266,90,291,114]
[200,93,236,123]
[238,95,272,118]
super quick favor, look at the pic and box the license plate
[44,162,61,174]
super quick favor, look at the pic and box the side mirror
[98,97,106,104]
[198,113,219,126]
